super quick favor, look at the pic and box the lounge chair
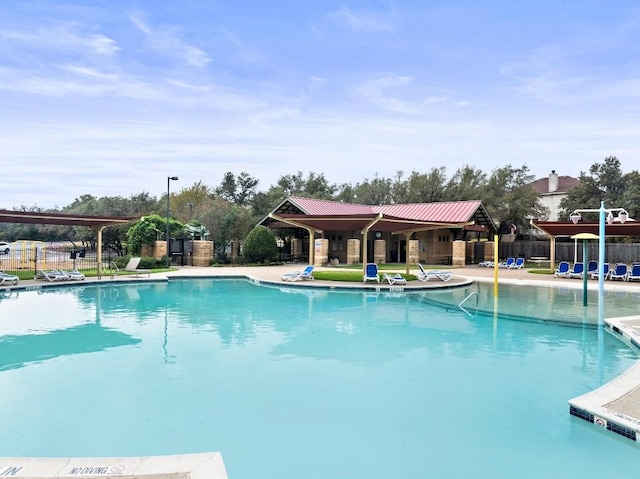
[586,260,598,276]
[628,264,640,282]
[609,263,629,281]
[478,260,494,268]
[590,263,610,280]
[417,263,452,282]
[509,257,525,269]
[58,269,85,281]
[281,265,315,282]
[114,257,151,277]
[568,262,584,279]
[0,271,19,286]
[363,263,380,283]
[498,257,515,268]
[35,269,70,281]
[382,273,407,285]
[553,261,570,278]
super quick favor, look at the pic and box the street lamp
[569,201,629,326]
[166,176,179,268]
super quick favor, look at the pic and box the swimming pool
[1,279,639,479]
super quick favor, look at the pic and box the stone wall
[373,239,386,264]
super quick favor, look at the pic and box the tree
[444,165,488,201]
[560,156,629,221]
[482,164,545,235]
[126,214,183,255]
[352,174,393,205]
[242,225,278,263]
[215,172,259,206]
[397,168,448,203]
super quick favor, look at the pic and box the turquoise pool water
[0,279,639,479]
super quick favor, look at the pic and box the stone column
[153,240,166,261]
[373,239,386,264]
[346,239,360,265]
[452,240,466,267]
[483,241,494,262]
[408,239,420,265]
[314,238,329,266]
[192,240,213,266]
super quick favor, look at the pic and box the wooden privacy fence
[497,240,640,265]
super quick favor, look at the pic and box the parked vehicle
[0,242,10,254]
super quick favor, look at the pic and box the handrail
[458,291,478,316]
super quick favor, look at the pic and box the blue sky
[2,1,640,208]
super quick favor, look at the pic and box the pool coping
[0,451,228,479]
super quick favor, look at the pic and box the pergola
[0,209,139,270]
[530,219,640,270]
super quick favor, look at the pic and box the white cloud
[328,5,395,33]
[354,73,447,115]
[128,14,211,67]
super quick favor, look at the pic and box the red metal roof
[262,197,496,234]
[374,201,483,223]
[286,196,374,215]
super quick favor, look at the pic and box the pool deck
[3,263,640,448]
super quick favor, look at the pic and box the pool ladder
[458,291,478,316]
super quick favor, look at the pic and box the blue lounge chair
[417,263,452,282]
[590,263,610,280]
[509,257,525,269]
[363,263,380,283]
[498,257,515,268]
[383,273,406,285]
[609,263,629,281]
[554,261,570,278]
[628,264,640,282]
[568,262,584,279]
[0,271,19,286]
[586,260,598,276]
[281,265,315,282]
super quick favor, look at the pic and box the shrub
[242,226,278,263]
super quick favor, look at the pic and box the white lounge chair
[363,263,380,283]
[382,273,407,285]
[113,257,151,277]
[58,269,85,281]
[35,269,70,281]
[0,271,19,286]
[417,263,452,282]
[281,265,315,281]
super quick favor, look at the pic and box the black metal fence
[0,241,97,276]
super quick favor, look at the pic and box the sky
[2,1,640,209]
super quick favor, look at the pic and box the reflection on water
[0,279,639,479]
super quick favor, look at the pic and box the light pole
[569,201,629,326]
[166,176,179,269]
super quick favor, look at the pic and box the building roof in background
[530,175,581,195]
